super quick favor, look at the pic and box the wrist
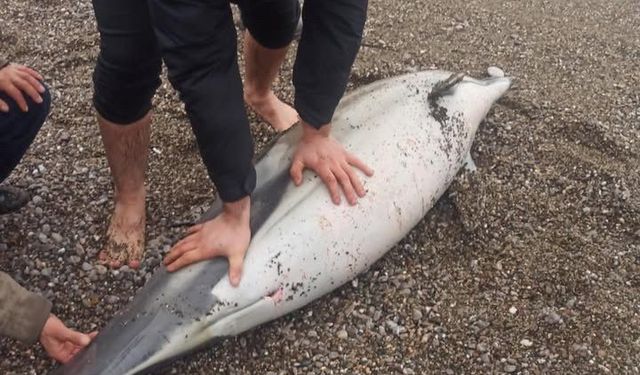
[222,196,250,223]
[301,120,331,139]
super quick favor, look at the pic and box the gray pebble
[504,364,517,373]
[412,308,423,322]
[38,233,48,243]
[42,224,51,234]
[51,233,63,243]
[96,265,108,275]
[545,311,563,324]
[82,262,93,271]
[69,255,81,264]
[32,196,43,205]
[337,330,348,339]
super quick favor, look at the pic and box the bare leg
[243,31,298,132]
[97,112,149,269]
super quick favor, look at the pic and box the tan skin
[0,63,45,112]
[163,121,374,284]
[40,315,97,364]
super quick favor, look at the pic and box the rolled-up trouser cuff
[215,167,256,202]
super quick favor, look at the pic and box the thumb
[290,160,304,186]
[228,254,244,287]
[64,329,91,347]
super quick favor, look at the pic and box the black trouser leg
[148,0,256,202]
[0,86,50,182]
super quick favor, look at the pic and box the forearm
[0,271,52,344]
[293,0,368,128]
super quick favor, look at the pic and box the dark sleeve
[293,0,368,128]
[0,271,52,344]
[0,57,9,70]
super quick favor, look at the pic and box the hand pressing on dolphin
[290,121,373,205]
[163,197,250,286]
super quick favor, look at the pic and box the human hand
[164,196,251,286]
[0,63,45,112]
[290,121,373,205]
[39,314,97,364]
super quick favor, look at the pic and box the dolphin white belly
[52,70,511,375]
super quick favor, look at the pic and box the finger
[228,254,244,287]
[289,159,305,186]
[14,76,43,104]
[64,330,91,347]
[88,331,98,340]
[343,162,366,198]
[186,223,203,235]
[19,71,45,93]
[17,65,44,81]
[318,167,341,205]
[4,85,28,111]
[0,99,8,112]
[347,153,374,177]
[332,164,357,205]
[163,240,196,265]
[166,250,202,272]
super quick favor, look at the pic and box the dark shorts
[91,0,299,201]
[92,0,300,126]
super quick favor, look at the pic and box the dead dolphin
[52,70,511,374]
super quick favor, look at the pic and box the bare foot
[99,197,146,269]
[244,90,299,132]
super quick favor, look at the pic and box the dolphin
[52,70,511,374]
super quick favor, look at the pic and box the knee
[93,50,162,125]
[240,0,300,49]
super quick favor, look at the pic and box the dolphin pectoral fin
[463,152,477,172]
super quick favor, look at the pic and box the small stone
[487,66,505,77]
[41,224,51,234]
[476,343,488,352]
[509,306,518,314]
[60,132,71,142]
[81,262,93,271]
[480,353,490,364]
[38,233,48,243]
[504,364,517,373]
[403,368,415,375]
[51,233,63,243]
[95,265,108,275]
[106,295,119,304]
[385,320,404,335]
[41,268,52,277]
[545,311,563,324]
[0,243,7,252]
[337,330,348,340]
[69,255,81,264]
[329,351,339,360]
[412,308,423,322]
[520,339,533,347]
[32,195,43,205]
